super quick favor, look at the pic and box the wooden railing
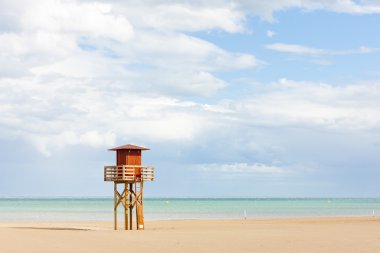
[104,165,154,182]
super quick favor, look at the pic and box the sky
[1,0,380,197]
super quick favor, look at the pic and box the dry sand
[1,217,380,253]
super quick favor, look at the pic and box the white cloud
[1,73,380,155]
[0,0,260,100]
[331,46,378,55]
[0,74,221,154]
[195,163,287,175]
[266,43,378,56]
[266,30,276,38]
[113,31,260,73]
[87,0,380,26]
[0,0,263,154]
[21,0,134,42]
[1,0,380,157]
[29,130,116,156]
[119,3,245,33]
[236,0,380,21]
[231,79,380,131]
[266,43,325,55]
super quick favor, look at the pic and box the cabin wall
[116,150,142,165]
[126,150,142,165]
[116,150,127,165]
[127,150,142,177]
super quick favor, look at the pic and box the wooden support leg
[124,182,128,230]
[140,181,144,230]
[129,183,133,230]
[114,182,117,230]
[136,182,144,230]
[135,183,138,230]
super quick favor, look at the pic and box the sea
[0,198,379,221]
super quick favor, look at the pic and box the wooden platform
[104,165,154,182]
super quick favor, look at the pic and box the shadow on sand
[9,227,91,231]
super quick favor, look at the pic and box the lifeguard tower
[104,144,154,230]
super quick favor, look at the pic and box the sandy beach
[1,217,379,253]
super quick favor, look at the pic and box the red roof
[108,144,150,151]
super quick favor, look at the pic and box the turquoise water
[1,198,380,221]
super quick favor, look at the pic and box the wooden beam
[116,188,126,208]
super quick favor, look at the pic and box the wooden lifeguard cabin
[104,144,154,230]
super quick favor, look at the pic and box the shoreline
[1,217,380,253]
[1,213,379,223]
[1,215,380,225]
